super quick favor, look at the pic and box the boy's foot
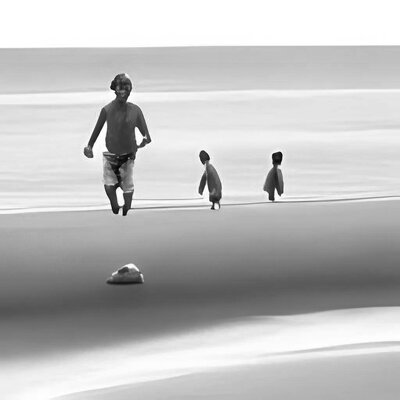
[122,192,133,216]
[211,204,215,210]
[122,205,130,216]
[104,185,120,214]
[111,206,120,215]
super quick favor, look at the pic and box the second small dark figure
[198,150,222,210]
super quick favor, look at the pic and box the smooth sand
[1,200,400,399]
[59,350,400,400]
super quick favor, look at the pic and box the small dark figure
[198,150,222,210]
[263,151,284,201]
[83,73,151,216]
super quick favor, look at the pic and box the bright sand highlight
[4,308,400,400]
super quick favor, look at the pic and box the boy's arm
[137,108,152,148]
[198,172,207,195]
[84,108,107,158]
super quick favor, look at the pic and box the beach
[60,351,400,400]
[2,46,400,399]
[1,199,400,399]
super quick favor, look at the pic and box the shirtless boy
[84,73,151,215]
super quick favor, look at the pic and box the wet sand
[1,200,400,399]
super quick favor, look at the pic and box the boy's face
[115,79,132,103]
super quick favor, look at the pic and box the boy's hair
[110,73,133,91]
[272,151,283,165]
[199,150,210,164]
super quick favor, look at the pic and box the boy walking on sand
[83,73,151,216]
[263,151,284,202]
[198,150,222,210]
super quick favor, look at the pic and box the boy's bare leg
[104,185,120,214]
[211,203,216,210]
[122,191,133,216]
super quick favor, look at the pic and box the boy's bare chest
[108,108,135,126]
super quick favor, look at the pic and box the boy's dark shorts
[103,152,136,192]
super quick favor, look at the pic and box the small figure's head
[272,151,283,166]
[199,150,210,165]
[110,73,132,103]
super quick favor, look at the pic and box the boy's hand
[138,138,150,148]
[84,146,94,158]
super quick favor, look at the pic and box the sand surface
[1,200,400,399]
[59,350,400,400]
